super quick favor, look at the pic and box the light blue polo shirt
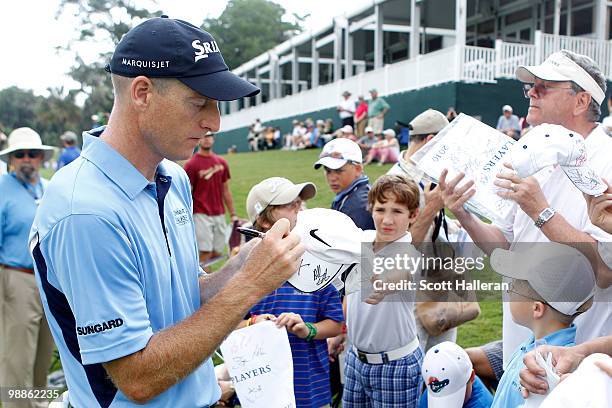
[0,173,47,269]
[30,128,219,407]
[491,325,576,408]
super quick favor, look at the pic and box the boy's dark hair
[368,174,420,212]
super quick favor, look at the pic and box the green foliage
[0,87,83,145]
[202,0,302,69]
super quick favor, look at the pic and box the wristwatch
[534,207,556,228]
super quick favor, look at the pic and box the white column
[311,38,319,88]
[255,68,262,105]
[553,0,561,36]
[454,0,467,80]
[333,18,343,81]
[594,0,608,40]
[410,0,421,59]
[345,22,353,78]
[243,75,250,108]
[374,3,384,69]
[269,54,279,100]
[291,47,299,95]
[566,0,572,36]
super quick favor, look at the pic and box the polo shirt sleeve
[381,98,390,111]
[0,198,5,248]
[317,286,344,323]
[220,158,230,182]
[42,214,153,365]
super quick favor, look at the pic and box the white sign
[220,321,296,408]
[412,113,517,224]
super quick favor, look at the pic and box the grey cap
[60,131,78,142]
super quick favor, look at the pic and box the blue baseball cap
[106,16,260,101]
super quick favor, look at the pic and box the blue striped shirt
[250,282,344,408]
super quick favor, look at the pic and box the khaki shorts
[194,213,227,253]
[368,116,384,134]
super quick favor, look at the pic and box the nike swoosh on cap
[309,229,331,247]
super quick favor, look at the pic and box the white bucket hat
[0,127,55,163]
[509,123,608,196]
[246,177,316,223]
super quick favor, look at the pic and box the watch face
[542,208,554,220]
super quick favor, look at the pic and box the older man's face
[10,150,43,182]
[525,78,577,126]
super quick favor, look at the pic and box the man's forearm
[104,273,263,403]
[541,214,612,288]
[456,212,509,255]
[575,335,612,357]
[199,251,246,303]
[410,204,439,245]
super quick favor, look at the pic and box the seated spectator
[323,118,335,135]
[364,128,400,165]
[242,177,345,408]
[57,131,81,169]
[357,126,377,155]
[339,125,357,141]
[489,243,596,408]
[263,126,276,150]
[496,105,521,140]
[419,341,493,408]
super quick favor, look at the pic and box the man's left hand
[494,163,549,219]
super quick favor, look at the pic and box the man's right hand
[238,218,304,297]
[519,345,586,397]
[438,169,475,222]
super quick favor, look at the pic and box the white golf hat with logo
[313,138,363,170]
[516,50,605,105]
[510,123,607,196]
[422,341,473,408]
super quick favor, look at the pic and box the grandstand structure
[215,0,612,152]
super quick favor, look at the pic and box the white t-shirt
[499,124,612,367]
[346,231,419,353]
[338,98,356,119]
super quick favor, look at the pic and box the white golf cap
[365,126,374,133]
[341,125,354,134]
[0,127,55,163]
[382,129,396,137]
[246,177,316,222]
[490,242,596,316]
[516,50,605,105]
[422,341,473,408]
[314,138,363,170]
[502,105,513,112]
[409,109,449,136]
[289,208,362,292]
[510,123,608,196]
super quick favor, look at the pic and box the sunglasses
[13,150,43,159]
[523,82,574,98]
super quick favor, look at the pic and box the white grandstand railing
[462,45,496,83]
[221,32,612,132]
[495,40,536,78]
[538,32,612,78]
[220,46,460,132]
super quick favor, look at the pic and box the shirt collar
[80,127,169,200]
[332,175,369,204]
[521,324,576,353]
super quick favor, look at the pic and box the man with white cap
[419,341,493,408]
[244,177,344,408]
[314,138,374,230]
[29,16,304,407]
[337,91,356,128]
[496,105,521,140]
[340,124,357,141]
[357,126,377,155]
[0,127,56,407]
[439,49,612,369]
[56,130,81,169]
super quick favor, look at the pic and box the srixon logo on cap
[192,39,221,62]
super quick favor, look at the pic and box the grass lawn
[223,148,502,348]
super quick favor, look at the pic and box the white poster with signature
[412,113,517,225]
[220,321,296,408]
